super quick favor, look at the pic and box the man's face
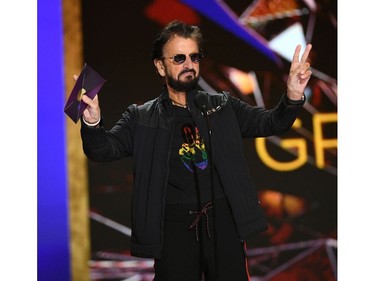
[154,36,201,92]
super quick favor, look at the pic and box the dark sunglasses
[163,53,203,64]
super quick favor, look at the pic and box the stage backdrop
[77,0,337,280]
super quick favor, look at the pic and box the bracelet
[286,94,305,105]
[82,116,101,127]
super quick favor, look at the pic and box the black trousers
[154,198,251,281]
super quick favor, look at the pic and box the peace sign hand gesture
[286,44,313,101]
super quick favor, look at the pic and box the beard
[166,69,199,92]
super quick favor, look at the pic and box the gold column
[63,0,90,280]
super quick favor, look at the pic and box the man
[80,20,312,281]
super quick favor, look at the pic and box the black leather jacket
[81,87,305,258]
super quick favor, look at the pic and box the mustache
[178,69,196,78]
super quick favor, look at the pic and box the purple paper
[64,63,106,123]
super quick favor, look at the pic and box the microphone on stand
[195,92,209,116]
[195,92,220,281]
[195,92,213,142]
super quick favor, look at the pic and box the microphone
[195,92,209,114]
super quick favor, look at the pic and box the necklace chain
[170,98,187,108]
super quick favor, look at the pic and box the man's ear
[154,59,166,77]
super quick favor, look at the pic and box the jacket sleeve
[230,93,305,138]
[80,104,137,162]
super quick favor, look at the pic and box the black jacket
[81,87,305,258]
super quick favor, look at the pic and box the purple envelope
[64,63,106,123]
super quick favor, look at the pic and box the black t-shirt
[166,105,225,205]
